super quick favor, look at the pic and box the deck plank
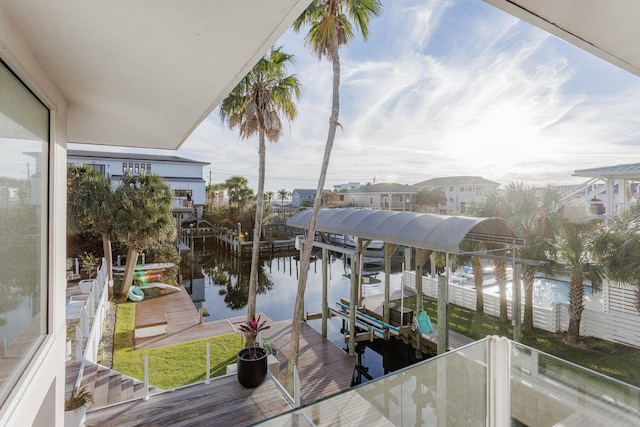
[86,374,292,427]
[268,321,355,405]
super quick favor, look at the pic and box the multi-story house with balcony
[340,183,417,211]
[413,176,500,214]
[67,150,209,219]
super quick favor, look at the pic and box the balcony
[261,336,640,426]
[171,198,194,210]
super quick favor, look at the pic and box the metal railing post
[75,325,83,362]
[205,342,211,384]
[144,354,150,400]
[294,365,300,408]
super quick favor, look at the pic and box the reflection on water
[182,244,422,383]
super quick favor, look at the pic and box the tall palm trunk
[493,259,508,322]
[521,265,535,331]
[565,268,585,345]
[636,279,640,314]
[121,246,140,296]
[472,256,484,314]
[247,130,266,320]
[285,43,340,394]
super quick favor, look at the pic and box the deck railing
[72,259,111,389]
[402,271,640,348]
[262,337,640,426]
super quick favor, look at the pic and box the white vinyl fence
[402,271,640,348]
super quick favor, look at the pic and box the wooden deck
[85,374,293,427]
[134,287,237,350]
[133,288,355,403]
[80,284,356,422]
[268,320,355,405]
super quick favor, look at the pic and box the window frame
[0,58,51,405]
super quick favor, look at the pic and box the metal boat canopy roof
[287,208,523,254]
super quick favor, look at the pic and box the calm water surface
[183,245,421,383]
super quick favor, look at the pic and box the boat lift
[331,301,401,342]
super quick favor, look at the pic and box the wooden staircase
[80,362,161,409]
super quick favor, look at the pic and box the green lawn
[112,302,243,390]
[399,296,640,387]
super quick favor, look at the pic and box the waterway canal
[181,244,422,385]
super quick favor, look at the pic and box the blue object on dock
[416,311,433,334]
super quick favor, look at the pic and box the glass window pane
[0,61,49,405]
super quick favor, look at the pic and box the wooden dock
[134,286,237,350]
[189,224,297,257]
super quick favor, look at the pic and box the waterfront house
[291,189,316,208]
[3,1,640,426]
[67,149,209,219]
[340,182,418,211]
[413,176,500,214]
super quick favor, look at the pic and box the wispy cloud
[177,0,640,192]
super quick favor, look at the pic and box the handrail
[73,259,110,390]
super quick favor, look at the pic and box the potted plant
[64,386,93,427]
[236,315,271,388]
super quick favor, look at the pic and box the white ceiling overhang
[1,0,311,149]
[485,0,640,77]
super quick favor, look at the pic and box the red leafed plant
[238,315,271,359]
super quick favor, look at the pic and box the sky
[72,0,640,194]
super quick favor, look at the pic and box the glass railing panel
[260,339,489,426]
[510,342,640,427]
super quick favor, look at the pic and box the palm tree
[472,187,514,323]
[226,176,253,222]
[219,47,300,321]
[592,205,640,312]
[557,210,598,345]
[264,191,275,203]
[504,183,562,331]
[277,188,291,224]
[456,241,485,315]
[286,0,382,393]
[67,165,116,285]
[113,174,175,297]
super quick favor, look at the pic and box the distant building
[67,149,209,218]
[341,183,417,211]
[334,182,360,192]
[413,176,500,214]
[291,189,316,208]
[571,162,640,223]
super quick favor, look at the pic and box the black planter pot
[237,347,268,388]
